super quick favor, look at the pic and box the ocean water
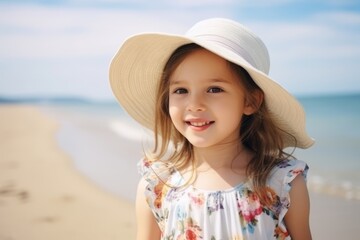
[296,94,360,200]
[43,94,360,201]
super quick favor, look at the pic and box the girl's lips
[185,120,215,131]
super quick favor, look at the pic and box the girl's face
[168,49,256,148]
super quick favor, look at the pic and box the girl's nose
[187,93,206,112]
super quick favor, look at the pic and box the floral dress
[138,158,309,240]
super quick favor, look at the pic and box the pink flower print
[143,158,151,168]
[237,189,262,233]
[238,191,262,222]
[289,168,303,177]
[175,217,203,240]
[188,192,205,207]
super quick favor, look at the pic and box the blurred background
[0,0,359,239]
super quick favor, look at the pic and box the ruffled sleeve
[137,158,173,231]
[267,159,309,232]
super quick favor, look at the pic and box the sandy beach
[0,104,359,239]
[0,105,136,239]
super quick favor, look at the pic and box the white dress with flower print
[138,158,309,240]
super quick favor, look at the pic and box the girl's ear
[244,90,264,116]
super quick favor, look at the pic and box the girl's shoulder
[262,159,309,234]
[267,158,309,200]
[270,158,309,181]
[137,158,175,185]
[137,158,180,230]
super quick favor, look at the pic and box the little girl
[110,18,314,240]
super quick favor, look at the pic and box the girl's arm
[136,178,161,240]
[284,174,312,240]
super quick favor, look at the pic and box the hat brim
[109,33,314,149]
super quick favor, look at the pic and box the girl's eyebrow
[208,78,233,84]
[170,78,232,86]
[169,80,183,86]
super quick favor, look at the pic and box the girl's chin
[186,138,214,148]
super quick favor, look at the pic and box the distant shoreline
[1,92,360,105]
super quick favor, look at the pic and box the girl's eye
[173,88,188,94]
[208,87,224,93]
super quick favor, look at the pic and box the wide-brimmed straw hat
[109,18,314,149]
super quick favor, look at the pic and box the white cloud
[0,3,359,98]
[243,11,360,95]
[0,4,232,58]
[250,10,360,61]
[313,10,360,26]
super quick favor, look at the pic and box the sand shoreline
[1,104,359,239]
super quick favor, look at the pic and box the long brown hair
[148,43,295,204]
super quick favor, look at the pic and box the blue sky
[0,0,359,100]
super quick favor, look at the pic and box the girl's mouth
[186,121,214,127]
[185,121,215,131]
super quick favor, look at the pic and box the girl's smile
[185,119,215,131]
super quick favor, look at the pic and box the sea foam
[108,119,152,142]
